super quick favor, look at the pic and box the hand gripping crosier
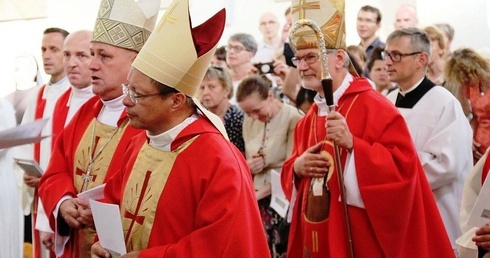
[289,19,355,258]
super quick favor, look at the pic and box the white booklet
[90,199,126,256]
[468,174,490,227]
[13,158,43,177]
[270,169,290,218]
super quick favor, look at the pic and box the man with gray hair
[385,28,473,256]
[38,0,160,256]
[225,33,257,104]
[282,0,454,257]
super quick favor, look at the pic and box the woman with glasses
[225,33,258,104]
[198,66,245,153]
[237,75,302,257]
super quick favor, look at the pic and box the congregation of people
[2,0,490,257]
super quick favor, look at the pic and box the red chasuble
[38,96,142,258]
[102,117,270,258]
[281,77,454,257]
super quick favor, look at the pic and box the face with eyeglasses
[225,40,254,68]
[294,48,328,92]
[122,67,175,134]
[385,36,426,90]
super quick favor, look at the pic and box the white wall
[0,0,488,97]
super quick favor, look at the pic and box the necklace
[80,118,129,192]
[257,122,267,158]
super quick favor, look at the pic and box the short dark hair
[214,46,227,61]
[43,27,69,39]
[367,46,385,72]
[295,87,316,109]
[360,5,382,24]
[151,79,194,106]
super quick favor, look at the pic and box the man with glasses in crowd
[225,33,257,104]
[281,0,455,257]
[38,0,159,257]
[385,28,473,256]
[356,5,384,77]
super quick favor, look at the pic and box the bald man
[37,29,95,254]
[394,4,419,30]
[252,12,281,63]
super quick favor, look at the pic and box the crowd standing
[1,0,489,257]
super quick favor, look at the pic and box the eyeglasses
[121,83,162,104]
[291,53,320,66]
[382,50,422,62]
[225,45,247,53]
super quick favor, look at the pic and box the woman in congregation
[236,75,302,257]
[368,46,398,95]
[198,66,245,154]
[444,48,490,163]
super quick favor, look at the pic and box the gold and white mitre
[132,0,229,138]
[92,0,161,52]
[290,0,358,76]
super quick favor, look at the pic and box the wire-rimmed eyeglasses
[121,83,162,104]
[382,50,422,62]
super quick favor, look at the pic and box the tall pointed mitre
[132,0,229,138]
[290,0,358,76]
[92,0,161,52]
[290,0,346,50]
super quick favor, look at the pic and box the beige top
[243,103,302,190]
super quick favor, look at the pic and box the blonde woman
[445,48,490,162]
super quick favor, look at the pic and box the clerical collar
[98,94,125,126]
[47,76,68,87]
[67,86,94,105]
[395,77,435,108]
[147,113,200,151]
[398,77,424,97]
[314,73,354,116]
[72,85,93,96]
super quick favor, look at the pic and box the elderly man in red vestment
[280,0,454,257]
[90,0,270,257]
[38,0,160,257]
